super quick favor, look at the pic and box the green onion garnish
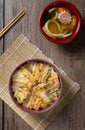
[19,86,24,89]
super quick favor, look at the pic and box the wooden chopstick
[0,10,26,38]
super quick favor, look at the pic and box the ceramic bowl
[39,0,82,44]
[9,58,62,114]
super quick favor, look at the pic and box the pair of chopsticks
[0,10,26,38]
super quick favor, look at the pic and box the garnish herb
[35,79,38,84]
[19,86,24,89]
[47,89,51,93]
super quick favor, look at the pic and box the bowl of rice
[9,58,62,114]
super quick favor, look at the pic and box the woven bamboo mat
[0,34,80,130]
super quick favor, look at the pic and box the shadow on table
[61,19,85,55]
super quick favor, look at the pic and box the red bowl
[9,58,62,114]
[39,0,82,44]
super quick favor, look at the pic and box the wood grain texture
[3,0,34,130]
[0,0,85,130]
[0,0,4,130]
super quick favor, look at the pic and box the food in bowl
[11,60,61,111]
[42,7,77,39]
[39,0,82,44]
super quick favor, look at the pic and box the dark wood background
[0,0,85,130]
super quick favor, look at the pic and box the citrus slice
[45,20,66,37]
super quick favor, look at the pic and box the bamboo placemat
[0,34,80,130]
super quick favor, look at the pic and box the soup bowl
[39,0,82,44]
[9,58,62,114]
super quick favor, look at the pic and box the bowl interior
[9,59,62,114]
[39,0,82,44]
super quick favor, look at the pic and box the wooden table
[0,0,85,130]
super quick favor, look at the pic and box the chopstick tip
[23,9,27,14]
